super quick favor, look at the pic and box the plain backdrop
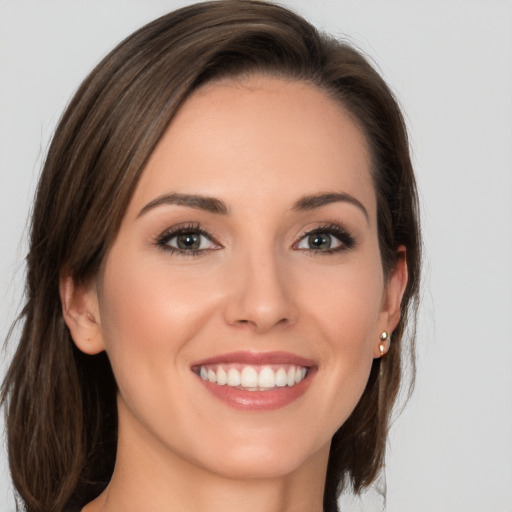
[1,1,511,511]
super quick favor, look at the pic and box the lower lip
[196,371,315,411]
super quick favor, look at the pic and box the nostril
[231,317,291,331]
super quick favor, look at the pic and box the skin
[62,75,407,512]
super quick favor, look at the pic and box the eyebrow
[137,191,368,221]
[137,193,229,217]
[292,192,369,222]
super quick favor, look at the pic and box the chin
[188,429,330,481]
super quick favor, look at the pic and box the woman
[1,1,421,511]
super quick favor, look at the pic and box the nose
[223,249,297,333]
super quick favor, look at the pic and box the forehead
[128,75,375,219]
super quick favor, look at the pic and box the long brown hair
[1,1,421,511]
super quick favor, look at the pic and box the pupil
[177,233,200,250]
[309,233,331,250]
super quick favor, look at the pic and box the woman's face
[79,76,404,480]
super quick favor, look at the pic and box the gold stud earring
[379,331,389,356]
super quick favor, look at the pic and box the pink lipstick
[191,351,316,411]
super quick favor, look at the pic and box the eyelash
[155,223,220,256]
[154,222,356,256]
[294,223,356,255]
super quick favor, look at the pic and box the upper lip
[191,350,316,368]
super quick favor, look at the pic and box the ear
[373,246,408,358]
[60,274,106,355]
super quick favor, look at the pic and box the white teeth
[287,367,296,386]
[258,367,275,388]
[240,366,258,387]
[275,367,287,387]
[199,364,308,389]
[216,367,227,385]
[227,368,241,386]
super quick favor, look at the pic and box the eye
[156,224,219,254]
[294,224,356,253]
[296,232,341,251]
[168,232,214,250]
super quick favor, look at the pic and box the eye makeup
[293,222,357,255]
[153,219,357,258]
[154,223,221,256]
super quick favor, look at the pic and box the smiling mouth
[191,351,316,410]
[194,363,309,391]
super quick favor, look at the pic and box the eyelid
[293,222,356,253]
[154,223,222,255]
[153,221,356,256]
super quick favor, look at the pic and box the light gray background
[1,1,511,511]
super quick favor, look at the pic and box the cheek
[99,245,217,344]
[300,257,383,423]
[302,253,383,348]
[95,248,228,454]
[96,246,221,397]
